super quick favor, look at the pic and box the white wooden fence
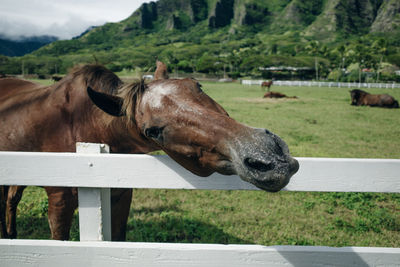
[0,143,399,266]
[242,79,400,89]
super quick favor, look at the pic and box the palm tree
[332,44,347,81]
[354,45,364,83]
[306,41,320,81]
[372,38,388,82]
[337,45,346,70]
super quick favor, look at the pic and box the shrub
[327,69,343,81]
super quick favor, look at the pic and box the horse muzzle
[230,128,299,192]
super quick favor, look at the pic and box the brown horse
[350,89,399,108]
[0,64,298,241]
[263,91,298,99]
[261,80,273,91]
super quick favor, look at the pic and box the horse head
[87,78,298,192]
[350,89,367,106]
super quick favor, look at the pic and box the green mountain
[1,0,400,81]
[0,35,57,57]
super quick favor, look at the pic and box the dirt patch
[234,97,296,103]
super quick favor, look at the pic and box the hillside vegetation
[1,0,400,81]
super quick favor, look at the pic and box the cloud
[0,0,149,40]
[0,15,103,40]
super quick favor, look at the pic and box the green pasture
[16,82,400,247]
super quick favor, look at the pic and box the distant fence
[0,143,399,266]
[242,80,400,89]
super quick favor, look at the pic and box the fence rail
[242,79,400,89]
[0,143,399,266]
[0,151,399,193]
[2,240,400,267]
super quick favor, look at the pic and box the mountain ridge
[0,35,58,57]
[114,0,394,35]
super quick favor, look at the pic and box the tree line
[0,35,399,82]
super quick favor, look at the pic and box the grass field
[15,81,400,247]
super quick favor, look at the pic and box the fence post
[76,143,112,241]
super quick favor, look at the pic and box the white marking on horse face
[142,83,177,109]
[142,83,203,115]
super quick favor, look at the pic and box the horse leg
[6,186,26,238]
[111,188,132,241]
[45,187,78,240]
[0,186,8,238]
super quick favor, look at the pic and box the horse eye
[144,126,164,140]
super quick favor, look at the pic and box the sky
[0,0,151,40]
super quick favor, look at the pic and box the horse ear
[87,87,124,117]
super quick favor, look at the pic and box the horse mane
[69,64,147,122]
[70,64,122,94]
[68,65,221,123]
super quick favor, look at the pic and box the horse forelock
[118,79,147,123]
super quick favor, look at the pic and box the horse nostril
[290,159,300,174]
[244,158,274,172]
[144,126,164,140]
